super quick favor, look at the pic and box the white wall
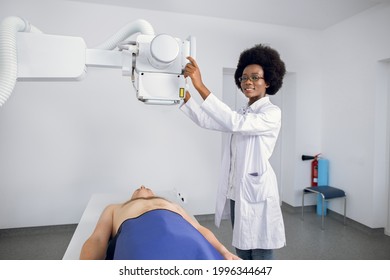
[321,3,390,228]
[0,0,388,230]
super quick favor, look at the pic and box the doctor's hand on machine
[183,56,211,103]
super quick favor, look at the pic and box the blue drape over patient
[105,209,224,260]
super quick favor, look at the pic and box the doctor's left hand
[184,56,204,90]
[184,57,211,100]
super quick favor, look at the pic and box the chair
[301,185,347,230]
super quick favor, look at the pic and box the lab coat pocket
[242,172,269,203]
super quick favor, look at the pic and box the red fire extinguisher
[302,154,321,186]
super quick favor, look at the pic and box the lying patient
[80,186,239,260]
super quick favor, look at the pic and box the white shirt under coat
[180,93,286,250]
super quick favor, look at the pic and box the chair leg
[321,194,325,230]
[301,191,305,220]
[343,196,347,226]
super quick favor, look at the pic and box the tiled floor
[198,205,390,260]
[0,206,390,260]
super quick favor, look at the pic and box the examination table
[62,191,188,260]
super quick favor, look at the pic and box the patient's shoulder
[106,203,122,209]
[102,203,121,215]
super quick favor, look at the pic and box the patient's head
[131,185,155,200]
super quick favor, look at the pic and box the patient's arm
[174,204,240,260]
[80,204,115,260]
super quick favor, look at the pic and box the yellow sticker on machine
[179,88,185,98]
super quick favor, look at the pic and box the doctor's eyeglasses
[238,75,264,83]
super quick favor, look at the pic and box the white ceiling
[70,0,389,29]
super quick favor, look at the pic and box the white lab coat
[180,93,286,250]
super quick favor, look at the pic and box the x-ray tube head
[149,34,180,68]
[129,34,195,105]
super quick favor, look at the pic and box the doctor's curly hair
[234,44,286,95]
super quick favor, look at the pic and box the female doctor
[180,44,286,260]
